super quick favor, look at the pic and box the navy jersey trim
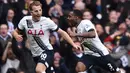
[53,27,59,31]
[88,29,94,32]
[17,26,24,32]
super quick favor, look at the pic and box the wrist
[76,33,81,37]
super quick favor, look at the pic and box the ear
[30,11,33,14]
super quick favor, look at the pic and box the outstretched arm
[12,28,23,42]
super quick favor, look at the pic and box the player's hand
[69,32,76,37]
[15,35,23,42]
[73,44,82,52]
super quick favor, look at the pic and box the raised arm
[1,42,12,63]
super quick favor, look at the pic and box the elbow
[90,31,96,38]
[88,29,96,38]
[92,33,96,38]
[1,59,6,64]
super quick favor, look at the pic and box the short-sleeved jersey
[18,16,58,57]
[77,20,109,57]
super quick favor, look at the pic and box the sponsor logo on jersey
[27,29,44,35]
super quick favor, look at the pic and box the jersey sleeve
[84,20,95,32]
[47,19,59,31]
[17,17,25,31]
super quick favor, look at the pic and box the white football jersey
[18,16,58,57]
[77,20,109,57]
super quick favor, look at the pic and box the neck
[77,19,82,26]
[32,17,40,22]
[7,17,13,22]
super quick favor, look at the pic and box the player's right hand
[15,35,23,42]
[72,42,83,53]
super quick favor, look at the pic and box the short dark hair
[29,1,42,11]
[83,9,92,15]
[0,23,9,29]
[73,10,83,19]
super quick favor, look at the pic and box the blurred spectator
[0,23,12,72]
[95,24,106,42]
[73,1,85,11]
[12,38,35,73]
[61,0,73,10]
[21,0,33,16]
[49,34,60,52]
[54,52,70,73]
[83,9,93,20]
[6,9,15,37]
[105,10,119,35]
[1,42,20,73]
[0,23,12,62]
[104,22,127,51]
[0,23,12,49]
[110,36,130,73]
[45,0,55,7]
[39,0,52,17]
[125,15,130,39]
[125,15,130,32]
[49,0,64,18]
[83,9,100,25]
[83,0,98,16]
[96,0,101,13]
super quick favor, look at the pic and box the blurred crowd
[0,0,130,73]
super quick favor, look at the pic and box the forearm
[61,31,75,47]
[12,29,19,38]
[1,46,9,63]
[75,31,96,38]
[2,50,8,63]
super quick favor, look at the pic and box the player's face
[31,5,42,21]
[67,11,77,26]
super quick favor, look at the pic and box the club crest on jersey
[27,29,44,35]
[26,19,33,28]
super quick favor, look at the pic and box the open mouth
[2,32,6,34]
